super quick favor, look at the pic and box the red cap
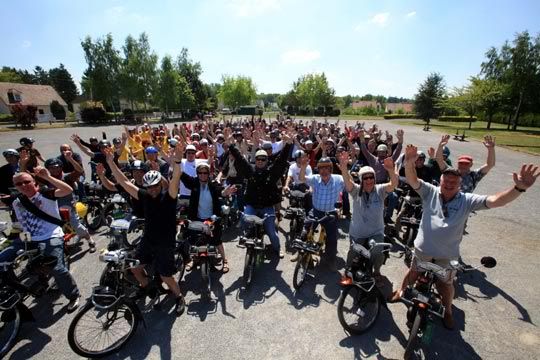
[458,155,473,164]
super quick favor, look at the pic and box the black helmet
[99,140,111,148]
[112,137,121,145]
[19,137,34,146]
[293,150,305,159]
[130,160,148,172]
[89,137,98,142]
[44,158,63,168]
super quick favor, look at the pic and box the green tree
[177,48,207,110]
[33,66,50,85]
[177,76,196,115]
[135,33,158,112]
[444,82,481,129]
[157,55,180,112]
[204,83,221,111]
[414,72,446,125]
[81,33,121,112]
[295,72,336,114]
[0,68,23,83]
[481,31,540,130]
[118,35,140,109]
[218,75,257,109]
[49,64,78,107]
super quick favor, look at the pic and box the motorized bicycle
[394,186,423,267]
[185,218,222,299]
[239,213,275,289]
[283,189,308,251]
[400,255,497,359]
[82,181,108,231]
[0,232,62,357]
[337,239,392,334]
[290,212,331,290]
[220,184,243,234]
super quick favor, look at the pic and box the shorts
[135,241,176,277]
[411,248,457,285]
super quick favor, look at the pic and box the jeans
[385,191,398,221]
[243,205,280,252]
[303,208,338,259]
[0,237,80,300]
[342,190,350,216]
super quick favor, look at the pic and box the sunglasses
[255,157,267,161]
[362,176,375,181]
[15,180,33,186]
[186,151,196,155]
[197,172,209,175]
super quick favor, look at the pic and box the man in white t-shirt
[179,145,208,199]
[0,169,81,312]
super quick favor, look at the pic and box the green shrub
[50,100,66,120]
[0,114,13,122]
[383,114,418,119]
[477,112,540,127]
[342,107,383,116]
[81,106,107,124]
[438,116,477,122]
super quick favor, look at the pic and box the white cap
[186,144,197,151]
[304,140,313,146]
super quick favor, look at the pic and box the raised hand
[439,134,450,147]
[513,164,539,190]
[338,150,349,168]
[427,147,436,159]
[396,129,405,142]
[102,147,114,162]
[70,134,81,144]
[405,144,419,162]
[222,184,237,197]
[483,135,496,148]
[383,157,395,172]
[33,166,50,179]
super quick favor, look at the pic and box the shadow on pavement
[454,268,533,324]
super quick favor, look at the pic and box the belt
[313,208,337,216]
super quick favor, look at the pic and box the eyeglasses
[186,151,196,155]
[255,157,267,161]
[15,180,32,187]
[197,172,209,175]
[362,176,375,181]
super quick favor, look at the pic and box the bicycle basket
[0,286,21,310]
[92,285,121,309]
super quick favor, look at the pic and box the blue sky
[1,0,539,97]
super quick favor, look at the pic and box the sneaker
[67,296,80,313]
[443,311,455,330]
[175,296,186,316]
[88,239,97,253]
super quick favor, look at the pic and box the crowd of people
[0,115,538,329]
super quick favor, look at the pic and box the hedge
[438,116,477,122]
[383,114,417,119]
[0,114,13,122]
[477,112,540,127]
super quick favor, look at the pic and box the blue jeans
[244,205,280,252]
[385,191,398,221]
[0,237,80,300]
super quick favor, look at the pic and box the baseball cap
[186,144,197,152]
[145,146,158,154]
[457,155,473,164]
[262,141,272,150]
[255,150,268,158]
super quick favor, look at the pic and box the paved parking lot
[1,121,539,359]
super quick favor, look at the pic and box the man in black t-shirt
[105,146,186,316]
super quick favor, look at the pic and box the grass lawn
[392,119,540,155]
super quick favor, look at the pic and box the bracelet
[514,186,526,193]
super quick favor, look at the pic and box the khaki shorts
[411,248,457,285]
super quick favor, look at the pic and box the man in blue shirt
[298,156,345,271]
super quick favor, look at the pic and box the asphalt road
[0,120,539,360]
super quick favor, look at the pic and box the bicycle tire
[67,300,139,358]
[292,253,310,290]
[243,248,255,288]
[404,311,422,360]
[337,286,381,334]
[200,261,211,298]
[0,306,21,358]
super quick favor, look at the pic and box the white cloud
[281,49,320,64]
[227,0,281,17]
[104,6,149,25]
[406,11,416,18]
[21,40,31,48]
[369,12,389,27]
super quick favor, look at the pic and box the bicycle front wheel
[85,203,103,231]
[243,249,255,288]
[292,253,310,290]
[404,311,422,360]
[337,286,380,334]
[0,306,21,358]
[67,300,139,358]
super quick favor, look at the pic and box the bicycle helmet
[358,166,375,178]
[130,160,147,172]
[2,149,19,157]
[293,150,305,159]
[196,163,211,172]
[75,202,88,218]
[376,144,388,152]
[19,137,34,146]
[89,136,98,142]
[144,146,158,154]
[317,157,333,168]
[112,137,121,145]
[142,170,162,187]
[442,146,450,158]
[99,140,111,148]
[44,158,63,168]
[417,151,426,159]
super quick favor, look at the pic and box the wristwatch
[514,186,526,193]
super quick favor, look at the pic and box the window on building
[7,91,21,103]
[38,109,44,114]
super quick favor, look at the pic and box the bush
[50,100,66,120]
[80,101,107,124]
[477,112,540,127]
[383,114,418,119]
[342,107,383,116]
[438,116,477,122]
[0,114,13,122]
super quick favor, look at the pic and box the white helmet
[358,166,375,178]
[142,170,162,187]
[196,162,210,172]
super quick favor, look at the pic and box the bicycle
[238,213,275,289]
[290,212,332,290]
[337,239,392,334]
[400,254,497,359]
[283,189,308,251]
